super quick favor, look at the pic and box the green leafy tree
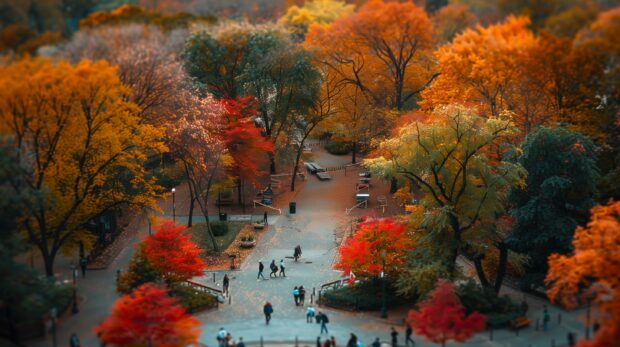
[366,105,526,292]
[508,126,599,288]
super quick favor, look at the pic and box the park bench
[510,316,530,330]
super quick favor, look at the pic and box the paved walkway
[28,149,592,347]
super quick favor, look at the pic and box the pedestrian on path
[279,259,286,277]
[346,333,358,347]
[371,338,381,347]
[299,286,306,305]
[263,302,273,325]
[258,262,266,280]
[237,337,246,347]
[264,211,268,225]
[306,305,316,322]
[79,257,88,278]
[405,323,415,346]
[293,286,300,305]
[390,327,398,347]
[318,311,329,334]
[294,245,302,261]
[217,328,227,347]
[223,274,229,296]
[543,305,550,331]
[69,333,80,347]
[270,260,278,278]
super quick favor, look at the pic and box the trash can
[219,212,227,221]
[289,202,296,214]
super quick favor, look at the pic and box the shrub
[456,280,521,328]
[324,141,352,155]
[169,284,218,313]
[210,221,229,236]
[240,233,255,242]
[322,279,409,310]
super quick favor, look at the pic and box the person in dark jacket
[391,327,399,347]
[346,333,358,347]
[270,260,278,278]
[223,274,229,296]
[405,323,415,346]
[257,261,265,280]
[299,286,306,306]
[69,333,80,347]
[263,302,273,325]
[79,257,88,278]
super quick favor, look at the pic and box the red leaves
[143,221,205,283]
[219,97,273,183]
[96,283,200,347]
[408,279,486,346]
[336,218,412,278]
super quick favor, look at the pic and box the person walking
[69,333,80,347]
[299,286,306,306]
[294,245,302,261]
[264,211,268,225]
[270,260,278,278]
[306,305,316,322]
[543,305,550,331]
[346,333,358,347]
[391,327,398,347]
[257,261,265,280]
[223,274,230,296]
[79,257,88,278]
[293,286,300,306]
[405,323,415,346]
[279,259,286,277]
[371,338,381,347]
[263,302,273,325]
[318,311,329,334]
[237,337,246,347]
[217,328,227,347]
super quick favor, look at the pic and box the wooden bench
[511,316,530,330]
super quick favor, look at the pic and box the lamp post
[50,307,57,347]
[171,188,176,223]
[380,249,387,318]
[71,265,79,314]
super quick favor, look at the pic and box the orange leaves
[408,279,486,345]
[336,218,413,278]
[546,201,620,347]
[143,222,205,283]
[96,283,200,347]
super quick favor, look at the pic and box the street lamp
[71,265,79,314]
[380,249,387,318]
[171,188,176,223]
[49,307,57,347]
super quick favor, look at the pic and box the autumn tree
[278,0,354,40]
[365,105,526,290]
[508,126,599,288]
[143,222,205,283]
[408,279,486,347]
[546,201,620,347]
[0,57,165,276]
[336,218,413,279]
[169,92,232,249]
[64,24,187,125]
[432,4,476,43]
[97,283,201,347]
[306,0,436,111]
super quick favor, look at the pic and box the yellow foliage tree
[0,57,165,276]
[279,0,354,39]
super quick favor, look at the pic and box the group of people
[293,286,306,305]
[257,260,286,279]
[216,327,245,347]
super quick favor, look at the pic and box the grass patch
[188,222,246,254]
[169,284,218,313]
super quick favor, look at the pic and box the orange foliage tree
[408,279,486,347]
[97,283,200,347]
[546,201,620,347]
[336,218,413,278]
[306,0,436,111]
[143,222,205,283]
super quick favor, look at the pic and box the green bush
[170,284,218,313]
[457,280,521,328]
[210,221,229,236]
[322,279,409,311]
[324,141,352,155]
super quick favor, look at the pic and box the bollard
[310,293,314,304]
[318,291,321,305]
[536,318,540,331]
[229,295,231,305]
[213,273,216,283]
[260,336,264,347]
[558,313,562,324]
[295,336,299,347]
[313,287,316,296]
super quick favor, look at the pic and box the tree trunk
[494,241,509,294]
[184,162,195,228]
[351,141,357,164]
[237,178,242,206]
[291,146,303,192]
[473,257,491,288]
[448,215,461,276]
[44,253,55,277]
[269,154,276,175]
[203,209,218,252]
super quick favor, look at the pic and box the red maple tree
[219,97,273,184]
[143,221,205,283]
[408,279,486,347]
[335,218,412,278]
[96,283,200,347]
